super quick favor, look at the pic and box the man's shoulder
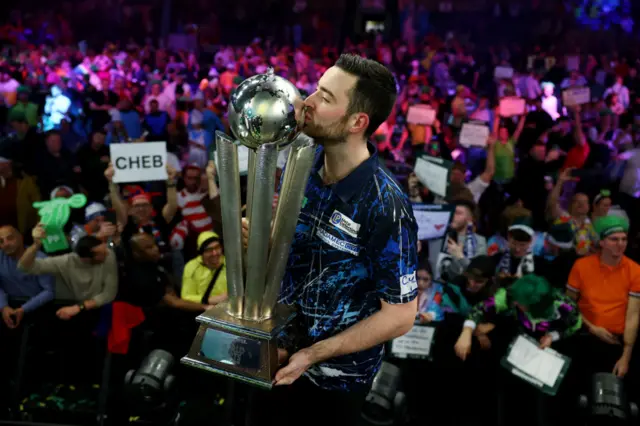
[622,256,640,274]
[366,167,414,216]
[574,254,599,269]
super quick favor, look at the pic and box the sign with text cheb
[407,104,436,125]
[459,121,490,148]
[110,142,168,183]
[562,87,590,107]
[499,97,526,117]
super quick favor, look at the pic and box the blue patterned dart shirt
[279,142,418,392]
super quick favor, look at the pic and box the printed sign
[459,122,490,148]
[412,204,455,241]
[494,66,514,80]
[562,87,591,106]
[414,155,452,198]
[110,142,168,183]
[391,325,436,359]
[407,105,436,125]
[499,97,526,117]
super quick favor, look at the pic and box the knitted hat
[508,275,555,319]
[594,216,629,239]
[85,202,107,222]
[547,222,574,249]
[508,216,534,240]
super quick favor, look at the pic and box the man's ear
[348,112,370,135]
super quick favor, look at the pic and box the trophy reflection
[181,69,315,389]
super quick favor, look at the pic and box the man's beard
[303,115,350,146]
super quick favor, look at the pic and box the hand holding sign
[33,194,87,253]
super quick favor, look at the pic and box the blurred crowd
[1,5,640,425]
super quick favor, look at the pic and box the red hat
[130,193,152,206]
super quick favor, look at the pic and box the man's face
[183,168,201,193]
[450,168,466,185]
[87,216,105,233]
[0,226,22,256]
[417,269,432,291]
[151,84,161,96]
[202,240,223,269]
[46,134,62,154]
[600,232,627,258]
[508,236,531,258]
[498,127,509,141]
[303,66,359,144]
[466,276,488,294]
[543,86,554,97]
[131,199,153,222]
[134,234,161,262]
[83,243,108,264]
[451,205,471,231]
[571,193,590,216]
[92,131,106,147]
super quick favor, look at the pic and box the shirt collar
[311,141,379,203]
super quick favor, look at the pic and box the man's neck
[601,251,622,267]
[321,139,370,185]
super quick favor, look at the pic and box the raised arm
[105,163,129,225]
[162,165,179,224]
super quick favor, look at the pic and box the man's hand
[558,167,577,184]
[104,162,114,183]
[447,237,464,259]
[96,222,117,240]
[277,348,290,366]
[455,328,473,361]
[477,334,492,350]
[2,307,17,329]
[241,218,249,250]
[539,334,554,349]
[166,164,178,182]
[206,160,217,181]
[274,347,315,386]
[32,223,46,243]
[589,325,621,345]
[613,356,630,378]
[418,312,434,324]
[56,305,81,321]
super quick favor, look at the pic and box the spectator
[180,231,228,307]
[33,130,80,200]
[0,225,55,328]
[143,99,170,141]
[0,156,40,238]
[7,86,39,128]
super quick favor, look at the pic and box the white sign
[459,122,490,148]
[413,206,453,240]
[506,335,566,388]
[214,143,250,175]
[414,156,451,198]
[566,55,580,72]
[391,325,435,358]
[435,252,453,281]
[494,66,514,80]
[407,105,436,125]
[499,97,526,117]
[110,142,168,183]
[562,87,591,106]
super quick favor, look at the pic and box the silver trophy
[181,69,316,389]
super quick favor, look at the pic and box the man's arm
[20,274,55,313]
[306,298,416,364]
[162,166,179,223]
[88,251,118,307]
[621,297,640,362]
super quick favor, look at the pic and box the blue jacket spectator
[188,91,225,137]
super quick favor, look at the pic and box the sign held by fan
[33,194,87,253]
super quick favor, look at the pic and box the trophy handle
[243,142,279,320]
[260,134,316,319]
[216,131,245,317]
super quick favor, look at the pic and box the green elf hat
[508,216,534,241]
[509,274,555,319]
[547,222,574,250]
[594,216,629,240]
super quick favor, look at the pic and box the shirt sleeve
[91,251,118,307]
[368,204,419,305]
[467,176,490,204]
[465,288,509,330]
[19,255,64,276]
[20,274,55,313]
[566,260,582,294]
[629,262,640,298]
[181,260,204,304]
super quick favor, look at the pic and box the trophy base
[181,302,296,390]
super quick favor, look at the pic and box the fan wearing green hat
[8,85,39,127]
[567,215,640,378]
[455,275,581,361]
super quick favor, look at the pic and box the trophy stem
[243,143,278,321]
[215,132,245,317]
[260,135,316,319]
[245,150,257,224]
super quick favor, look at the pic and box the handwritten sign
[499,97,526,117]
[459,122,490,148]
[562,87,591,106]
[494,66,514,80]
[414,155,452,198]
[110,142,168,183]
[412,204,455,240]
[407,105,436,125]
[391,325,436,359]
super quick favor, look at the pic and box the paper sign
[435,252,454,281]
[414,155,452,198]
[391,325,436,359]
[33,194,87,253]
[504,335,568,392]
[412,204,455,241]
[566,55,580,71]
[110,142,168,183]
[562,87,591,106]
[459,122,490,148]
[407,105,436,125]
[494,66,514,80]
[499,97,526,117]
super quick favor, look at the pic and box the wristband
[77,302,86,312]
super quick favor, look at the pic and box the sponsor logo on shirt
[329,210,361,238]
[316,227,360,256]
[400,271,418,296]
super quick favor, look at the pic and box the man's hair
[75,236,103,259]
[335,54,397,138]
